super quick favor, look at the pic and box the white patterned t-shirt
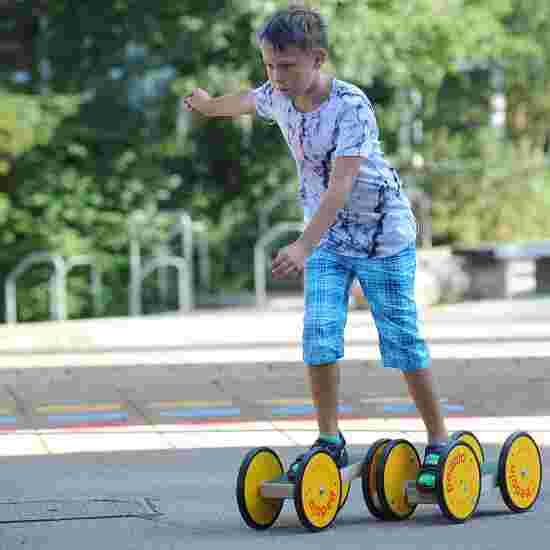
[253,78,417,258]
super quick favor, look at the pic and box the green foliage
[421,142,550,245]
[1,1,549,320]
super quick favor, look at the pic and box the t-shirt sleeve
[253,81,276,121]
[334,97,378,159]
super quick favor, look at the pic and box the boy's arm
[299,156,362,251]
[183,88,256,118]
[271,156,361,279]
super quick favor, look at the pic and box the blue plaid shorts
[303,244,430,371]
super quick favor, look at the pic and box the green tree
[1,1,549,321]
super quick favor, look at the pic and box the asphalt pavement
[0,295,548,548]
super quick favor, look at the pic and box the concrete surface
[0,296,548,548]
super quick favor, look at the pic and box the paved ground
[0,444,547,550]
[0,296,548,548]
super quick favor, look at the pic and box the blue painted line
[0,416,17,425]
[443,404,465,412]
[272,404,352,417]
[47,411,129,424]
[383,403,417,413]
[159,408,241,418]
[383,403,465,413]
[272,404,314,416]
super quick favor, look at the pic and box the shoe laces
[289,437,343,473]
[313,437,342,453]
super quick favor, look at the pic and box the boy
[183,7,449,492]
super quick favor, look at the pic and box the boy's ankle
[319,432,342,446]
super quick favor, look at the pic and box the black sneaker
[416,443,447,493]
[287,432,349,482]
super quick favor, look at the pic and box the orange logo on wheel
[445,452,465,494]
[307,490,337,518]
[509,464,533,500]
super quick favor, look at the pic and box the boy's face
[260,41,325,98]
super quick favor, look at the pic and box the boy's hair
[256,7,328,52]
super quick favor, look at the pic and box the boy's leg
[303,246,354,433]
[285,247,353,479]
[404,366,449,492]
[402,368,448,444]
[307,362,340,435]
[357,245,448,489]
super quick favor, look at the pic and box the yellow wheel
[377,439,420,520]
[437,441,481,523]
[450,430,485,465]
[294,448,342,532]
[236,447,284,530]
[361,438,393,520]
[498,431,542,513]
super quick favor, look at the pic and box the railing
[139,256,191,314]
[193,220,211,292]
[4,253,106,324]
[254,222,304,308]
[65,255,103,316]
[5,252,66,324]
[402,178,432,248]
[257,183,297,236]
[4,209,210,322]
[128,210,194,316]
[154,219,210,309]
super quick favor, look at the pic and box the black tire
[294,448,342,532]
[236,447,284,530]
[361,438,393,520]
[376,439,420,521]
[498,431,542,513]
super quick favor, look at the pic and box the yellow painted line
[148,400,233,409]
[36,403,125,414]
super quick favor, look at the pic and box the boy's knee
[305,353,342,367]
[379,337,430,372]
[303,337,343,367]
[303,319,344,365]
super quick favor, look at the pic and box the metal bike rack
[129,210,194,316]
[140,256,191,314]
[257,183,298,237]
[64,255,103,316]
[193,220,211,292]
[403,179,432,249]
[155,218,211,308]
[5,208,206,322]
[254,222,304,308]
[5,252,66,324]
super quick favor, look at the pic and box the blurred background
[1,0,549,323]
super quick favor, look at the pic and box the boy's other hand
[271,240,310,280]
[182,88,212,115]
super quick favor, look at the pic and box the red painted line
[162,413,361,428]
[13,414,533,434]
[168,418,260,427]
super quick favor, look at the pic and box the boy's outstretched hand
[271,239,311,280]
[182,88,212,115]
